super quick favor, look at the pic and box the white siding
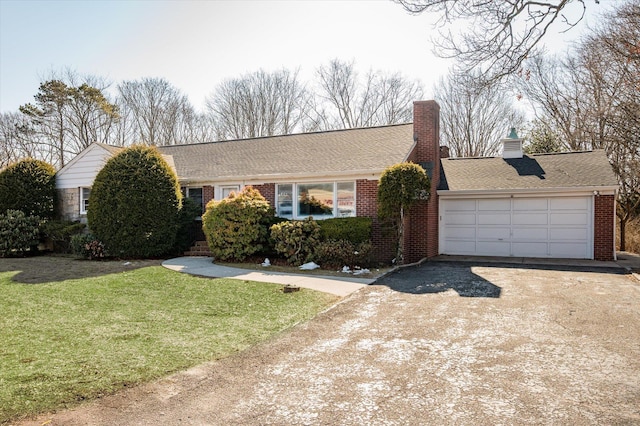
[56,144,115,189]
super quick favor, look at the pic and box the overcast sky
[0,0,608,114]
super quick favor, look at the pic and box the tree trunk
[620,218,627,252]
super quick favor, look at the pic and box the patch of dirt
[0,255,163,284]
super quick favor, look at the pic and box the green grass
[0,264,338,423]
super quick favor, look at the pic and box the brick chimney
[403,100,441,263]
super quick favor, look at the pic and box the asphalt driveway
[23,262,640,425]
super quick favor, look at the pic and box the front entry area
[439,196,593,259]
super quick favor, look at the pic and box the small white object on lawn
[261,258,271,267]
[299,261,320,270]
[341,266,352,274]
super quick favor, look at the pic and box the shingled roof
[158,124,414,182]
[439,150,618,192]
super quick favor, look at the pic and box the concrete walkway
[162,257,372,297]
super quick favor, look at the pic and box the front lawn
[0,257,338,423]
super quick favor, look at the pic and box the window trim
[80,187,91,215]
[220,185,241,199]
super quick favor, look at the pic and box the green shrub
[313,240,373,269]
[0,158,56,219]
[173,197,203,255]
[317,217,372,244]
[40,220,86,253]
[70,233,107,260]
[202,186,274,261]
[270,217,321,265]
[0,210,41,257]
[87,145,182,258]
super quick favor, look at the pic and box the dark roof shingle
[158,124,414,182]
[439,150,618,191]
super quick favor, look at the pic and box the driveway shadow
[375,262,501,297]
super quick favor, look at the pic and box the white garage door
[440,196,593,259]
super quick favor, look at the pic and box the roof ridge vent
[502,127,523,159]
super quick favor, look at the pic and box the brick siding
[593,194,615,261]
[203,185,214,207]
[253,183,276,206]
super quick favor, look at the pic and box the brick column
[593,194,615,261]
[403,100,441,263]
[357,179,395,262]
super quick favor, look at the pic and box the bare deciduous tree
[434,70,526,157]
[395,0,598,83]
[517,1,640,249]
[205,69,311,140]
[117,77,195,145]
[316,59,423,129]
[0,112,55,168]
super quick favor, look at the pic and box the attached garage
[437,135,618,261]
[440,195,593,259]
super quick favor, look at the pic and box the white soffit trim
[437,186,618,198]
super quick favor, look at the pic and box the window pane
[277,184,293,219]
[298,183,334,218]
[222,186,239,199]
[187,188,203,213]
[337,182,355,217]
[81,187,91,213]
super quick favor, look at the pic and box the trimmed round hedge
[87,145,182,258]
[0,158,56,219]
[202,186,274,261]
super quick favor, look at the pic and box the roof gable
[439,150,618,192]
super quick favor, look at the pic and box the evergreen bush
[40,220,86,253]
[270,217,321,265]
[173,197,203,255]
[0,210,41,257]
[202,186,274,261]
[0,158,56,219]
[317,217,372,244]
[313,239,373,269]
[87,145,182,258]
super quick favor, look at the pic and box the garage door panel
[477,227,510,240]
[550,243,588,258]
[446,227,476,239]
[445,240,476,254]
[476,241,510,256]
[445,199,476,211]
[512,242,548,257]
[513,198,548,211]
[478,213,510,225]
[512,227,548,240]
[550,227,588,241]
[550,197,588,210]
[445,213,476,225]
[513,213,547,225]
[478,199,510,211]
[441,196,592,259]
[550,212,588,225]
